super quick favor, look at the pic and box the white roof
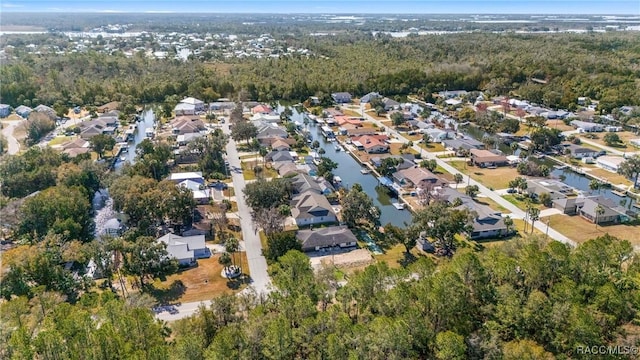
[174,103,196,111]
[180,97,204,105]
[596,156,625,167]
[157,233,206,261]
[169,172,204,182]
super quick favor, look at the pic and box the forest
[1,32,640,114]
[1,234,639,359]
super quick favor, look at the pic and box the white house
[180,97,205,111]
[168,172,205,184]
[157,233,209,266]
[177,179,212,204]
[596,156,625,173]
[174,102,196,116]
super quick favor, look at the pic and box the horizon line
[1,11,637,15]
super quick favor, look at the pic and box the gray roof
[360,92,380,103]
[291,173,322,194]
[291,191,335,220]
[443,138,484,150]
[267,151,294,162]
[297,225,356,250]
[439,188,506,233]
[580,196,626,218]
[157,233,206,261]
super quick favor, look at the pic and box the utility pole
[545,218,550,240]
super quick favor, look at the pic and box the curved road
[348,105,576,247]
[1,120,21,155]
[157,123,271,322]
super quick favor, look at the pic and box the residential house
[291,173,334,195]
[596,156,625,173]
[256,122,288,142]
[171,116,206,135]
[360,92,381,103]
[176,132,205,146]
[565,144,599,159]
[15,105,32,118]
[334,116,364,127]
[61,138,90,151]
[392,166,447,190]
[250,113,281,123]
[209,101,236,111]
[443,138,484,154]
[290,191,337,226]
[180,97,205,112]
[266,150,294,163]
[174,102,196,116]
[271,139,291,152]
[381,97,400,111]
[296,225,357,252]
[438,90,468,99]
[252,104,274,115]
[34,104,57,119]
[331,92,352,104]
[553,197,585,215]
[423,128,454,142]
[439,188,508,240]
[78,118,116,139]
[259,136,295,147]
[168,172,205,184]
[346,127,377,137]
[102,218,124,237]
[526,179,575,201]
[157,233,209,266]
[97,101,120,113]
[352,135,389,154]
[275,162,301,177]
[63,147,92,158]
[470,149,508,168]
[570,120,603,132]
[0,104,10,118]
[578,196,630,224]
[177,179,212,205]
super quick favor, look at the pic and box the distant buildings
[331,92,352,104]
[0,104,10,118]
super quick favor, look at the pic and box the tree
[504,215,514,235]
[225,237,239,270]
[527,207,540,234]
[390,111,405,127]
[458,107,476,122]
[435,331,467,360]
[453,173,463,189]
[121,236,178,289]
[377,157,402,177]
[230,120,257,144]
[412,201,471,256]
[264,231,302,263]
[341,185,380,227]
[384,223,416,256]
[89,134,116,159]
[218,252,232,272]
[17,185,94,243]
[465,184,479,198]
[420,159,437,172]
[538,192,552,207]
[25,112,55,146]
[589,179,602,193]
[269,250,317,300]
[595,205,605,229]
[603,132,622,147]
[244,178,291,210]
[316,157,338,180]
[618,155,640,188]
[502,339,554,360]
[530,128,562,152]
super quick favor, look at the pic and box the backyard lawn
[342,109,362,117]
[548,214,640,245]
[149,252,250,304]
[579,131,639,151]
[502,194,545,211]
[449,161,520,190]
[545,120,575,132]
[48,135,74,146]
[374,244,426,269]
[389,142,418,156]
[241,161,278,180]
[474,195,510,214]
[587,168,633,187]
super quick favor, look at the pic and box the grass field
[448,161,520,189]
[545,120,574,132]
[149,252,250,304]
[588,168,633,186]
[580,131,639,151]
[342,109,362,117]
[241,161,278,180]
[548,214,639,245]
[389,143,418,156]
[373,244,426,269]
[48,136,74,146]
[502,194,545,211]
[474,196,510,214]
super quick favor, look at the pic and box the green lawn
[449,161,521,190]
[502,194,544,211]
[373,244,425,269]
[420,143,446,152]
[48,136,74,146]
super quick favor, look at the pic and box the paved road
[221,123,272,295]
[1,120,22,155]
[348,105,577,247]
[156,124,272,322]
[561,129,640,157]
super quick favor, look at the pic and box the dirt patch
[309,248,373,270]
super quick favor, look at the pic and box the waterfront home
[526,179,574,201]
[170,116,206,135]
[553,197,585,215]
[331,92,352,104]
[266,150,295,163]
[78,118,117,139]
[291,173,334,195]
[596,155,625,173]
[438,188,508,240]
[443,138,484,153]
[423,128,455,142]
[256,122,288,141]
[346,127,378,137]
[381,97,400,111]
[570,120,603,132]
[334,115,364,127]
[252,104,274,115]
[250,113,281,123]
[157,233,209,267]
[271,139,291,152]
[174,102,196,116]
[176,132,204,146]
[392,166,447,190]
[296,225,357,252]
[352,135,389,154]
[180,97,205,112]
[290,191,337,226]
[470,149,508,168]
[565,144,600,159]
[578,196,630,224]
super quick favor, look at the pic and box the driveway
[1,120,22,155]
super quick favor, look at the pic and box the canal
[115,108,157,167]
[281,105,414,228]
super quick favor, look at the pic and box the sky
[1,0,639,15]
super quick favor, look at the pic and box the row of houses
[0,104,57,119]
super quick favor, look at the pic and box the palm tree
[218,252,232,273]
[225,237,239,269]
[595,205,605,229]
[453,173,463,189]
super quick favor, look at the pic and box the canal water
[281,105,414,228]
[115,108,156,166]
